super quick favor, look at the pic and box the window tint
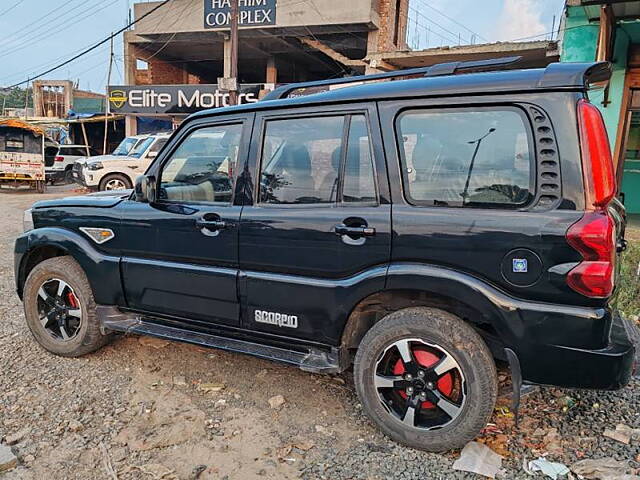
[150,138,168,153]
[259,114,377,205]
[159,124,242,204]
[260,116,344,204]
[343,116,376,203]
[60,147,88,156]
[398,108,533,207]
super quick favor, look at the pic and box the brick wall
[375,0,409,52]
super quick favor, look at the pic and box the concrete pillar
[266,57,277,84]
[125,115,137,137]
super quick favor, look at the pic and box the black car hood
[33,190,132,209]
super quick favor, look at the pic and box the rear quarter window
[396,107,534,208]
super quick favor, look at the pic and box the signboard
[204,0,276,29]
[108,84,262,115]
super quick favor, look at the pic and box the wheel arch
[17,227,124,305]
[339,265,527,363]
[341,289,506,359]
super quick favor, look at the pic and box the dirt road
[0,187,638,480]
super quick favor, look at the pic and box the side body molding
[15,227,124,306]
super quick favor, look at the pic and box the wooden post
[81,121,90,155]
[103,35,114,155]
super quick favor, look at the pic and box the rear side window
[397,108,533,208]
[259,114,377,205]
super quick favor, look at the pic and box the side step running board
[97,306,342,374]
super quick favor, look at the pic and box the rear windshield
[396,107,534,208]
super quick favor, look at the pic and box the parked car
[45,145,98,184]
[77,133,170,191]
[14,59,639,452]
[71,135,148,186]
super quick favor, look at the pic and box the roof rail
[261,56,522,101]
[537,61,611,88]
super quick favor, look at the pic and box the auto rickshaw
[0,119,57,193]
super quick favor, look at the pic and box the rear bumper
[45,169,65,183]
[518,312,637,390]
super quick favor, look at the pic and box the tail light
[577,99,616,209]
[566,212,616,298]
[566,100,618,298]
[55,156,64,162]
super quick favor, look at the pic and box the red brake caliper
[393,348,453,409]
[67,292,79,309]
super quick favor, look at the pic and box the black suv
[15,58,639,452]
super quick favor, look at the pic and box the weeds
[615,237,640,319]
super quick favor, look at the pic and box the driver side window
[158,124,242,204]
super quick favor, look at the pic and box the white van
[77,133,170,190]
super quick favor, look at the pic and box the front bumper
[71,164,87,186]
[518,311,637,390]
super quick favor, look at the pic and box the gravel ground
[0,186,638,480]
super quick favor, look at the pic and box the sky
[0,0,565,92]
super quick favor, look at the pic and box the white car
[78,133,170,191]
[45,145,98,184]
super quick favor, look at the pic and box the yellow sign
[108,90,127,109]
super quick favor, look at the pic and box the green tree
[0,87,33,112]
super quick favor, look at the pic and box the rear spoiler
[537,62,611,89]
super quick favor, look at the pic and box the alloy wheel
[36,278,83,341]
[105,179,127,190]
[374,338,466,430]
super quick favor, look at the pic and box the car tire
[64,167,74,184]
[23,256,112,357]
[99,173,132,191]
[354,307,497,452]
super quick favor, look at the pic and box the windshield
[129,137,155,158]
[113,137,142,156]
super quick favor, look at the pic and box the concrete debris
[268,395,286,409]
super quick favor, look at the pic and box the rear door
[238,104,391,344]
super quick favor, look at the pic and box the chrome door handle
[334,224,376,237]
[196,219,227,230]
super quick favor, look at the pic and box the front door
[120,116,251,327]
[239,105,391,344]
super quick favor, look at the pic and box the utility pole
[103,35,114,155]
[23,79,30,119]
[229,0,239,105]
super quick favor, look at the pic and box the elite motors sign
[108,84,262,115]
[204,0,276,29]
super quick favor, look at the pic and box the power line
[0,0,25,17]
[412,0,488,43]
[0,0,121,59]
[2,0,172,90]
[407,7,465,47]
[0,0,80,47]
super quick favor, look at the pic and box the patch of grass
[615,235,640,319]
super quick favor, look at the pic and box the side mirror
[147,151,158,159]
[134,175,155,203]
